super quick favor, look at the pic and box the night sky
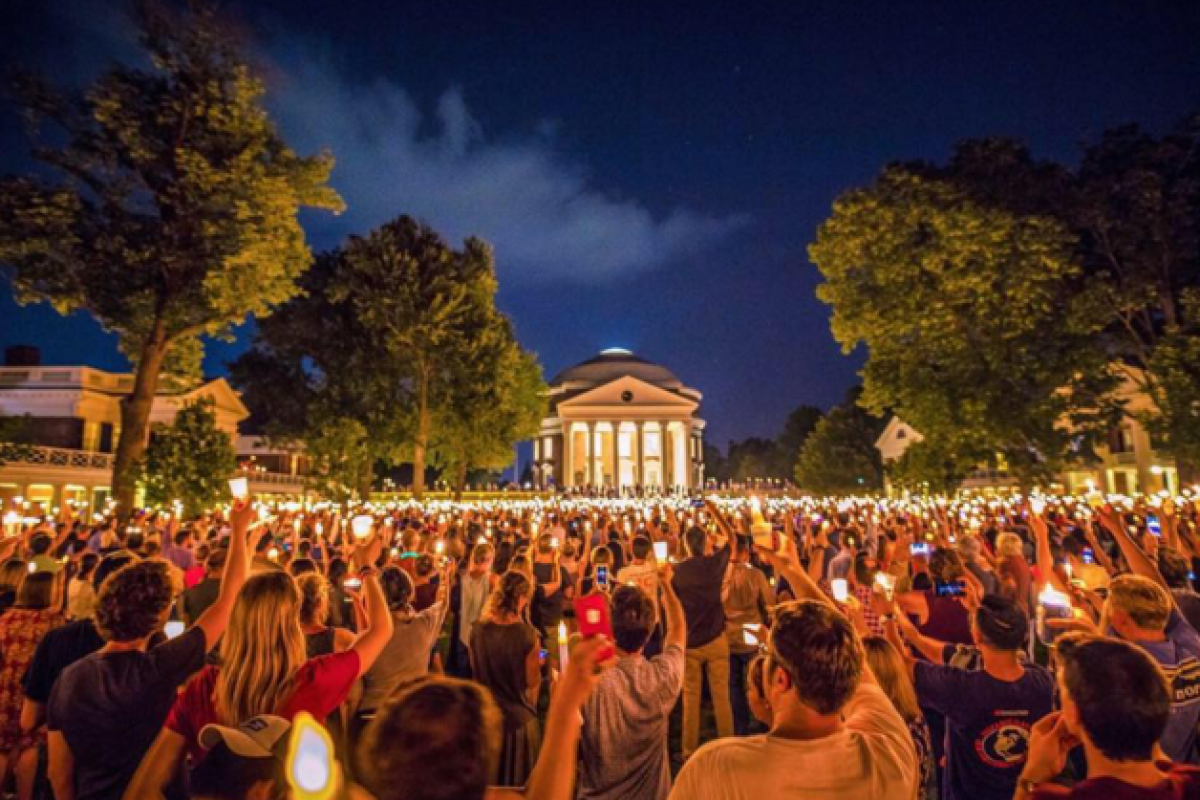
[2,1,1199,450]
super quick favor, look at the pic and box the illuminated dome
[550,348,683,390]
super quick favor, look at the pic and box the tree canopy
[794,397,884,494]
[0,0,343,512]
[138,398,236,515]
[811,159,1120,487]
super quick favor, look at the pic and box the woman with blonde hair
[470,570,541,787]
[124,540,394,800]
[862,636,936,800]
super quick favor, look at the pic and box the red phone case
[572,594,615,661]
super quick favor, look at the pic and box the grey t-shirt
[578,643,686,800]
[359,601,447,711]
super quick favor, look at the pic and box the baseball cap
[199,715,290,758]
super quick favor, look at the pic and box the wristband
[357,566,379,579]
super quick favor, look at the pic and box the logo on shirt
[975,720,1031,769]
[1161,657,1200,706]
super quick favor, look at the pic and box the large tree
[138,398,236,515]
[810,164,1121,488]
[0,1,343,513]
[1071,117,1200,477]
[332,216,499,498]
[430,321,546,498]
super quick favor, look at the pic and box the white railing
[236,468,307,487]
[3,445,115,470]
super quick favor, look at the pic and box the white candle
[557,621,569,668]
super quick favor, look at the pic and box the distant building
[0,346,306,511]
[875,368,1180,495]
[533,348,705,491]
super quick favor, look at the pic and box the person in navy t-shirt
[913,595,1055,800]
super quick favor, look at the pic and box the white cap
[199,715,290,758]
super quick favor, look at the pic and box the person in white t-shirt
[669,531,917,800]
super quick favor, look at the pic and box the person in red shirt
[1019,634,1200,799]
[123,535,395,800]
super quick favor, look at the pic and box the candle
[557,621,569,668]
[228,478,248,500]
[286,712,339,800]
[350,515,373,540]
[831,579,849,603]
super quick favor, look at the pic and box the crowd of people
[1,488,1200,799]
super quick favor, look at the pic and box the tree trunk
[453,461,468,502]
[412,370,430,500]
[112,320,169,517]
[357,458,375,501]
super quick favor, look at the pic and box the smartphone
[934,580,965,598]
[1148,515,1162,537]
[691,498,705,508]
[742,624,763,648]
[573,594,615,661]
[164,620,186,640]
[538,648,548,664]
[653,541,669,561]
[831,579,849,603]
[910,542,930,557]
[1082,548,1095,565]
[1037,591,1073,644]
[343,577,362,591]
[596,565,609,588]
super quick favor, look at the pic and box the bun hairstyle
[381,565,415,611]
[296,572,331,626]
[485,571,532,619]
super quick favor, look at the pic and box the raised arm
[1099,506,1168,590]
[523,637,607,800]
[349,536,395,677]
[193,500,253,650]
[1029,512,1068,596]
[658,564,686,651]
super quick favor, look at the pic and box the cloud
[263,44,749,283]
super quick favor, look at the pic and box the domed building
[532,348,705,491]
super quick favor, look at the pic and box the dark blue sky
[2,1,1199,448]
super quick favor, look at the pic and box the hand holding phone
[573,594,615,662]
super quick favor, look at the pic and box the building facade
[875,369,1180,495]
[532,349,705,491]
[0,348,307,510]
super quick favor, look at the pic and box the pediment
[557,375,697,412]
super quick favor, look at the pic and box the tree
[332,216,499,499]
[885,437,974,495]
[726,438,778,482]
[139,398,235,515]
[794,402,884,494]
[773,404,823,478]
[1071,116,1200,477]
[702,443,729,484]
[430,324,546,499]
[810,165,1121,488]
[0,1,343,514]
[229,250,411,500]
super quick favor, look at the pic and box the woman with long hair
[470,570,541,788]
[862,636,937,800]
[124,540,394,800]
[0,572,64,800]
